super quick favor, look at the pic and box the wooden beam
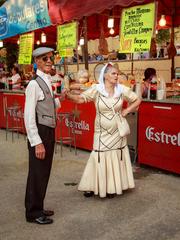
[83,17,89,70]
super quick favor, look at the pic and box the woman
[67,63,141,198]
[11,66,22,90]
[141,68,156,98]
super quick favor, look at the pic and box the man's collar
[36,69,51,80]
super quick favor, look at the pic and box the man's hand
[35,143,46,160]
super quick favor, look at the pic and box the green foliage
[156,29,170,44]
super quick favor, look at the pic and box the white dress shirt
[24,69,60,147]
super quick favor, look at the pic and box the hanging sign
[0,0,51,40]
[18,32,34,65]
[58,48,74,57]
[57,22,77,57]
[119,2,155,53]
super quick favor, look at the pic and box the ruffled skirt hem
[78,146,135,198]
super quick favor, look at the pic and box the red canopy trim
[48,0,180,27]
[3,0,180,44]
[48,0,148,24]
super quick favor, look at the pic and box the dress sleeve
[80,84,98,102]
[122,85,138,103]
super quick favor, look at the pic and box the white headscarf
[96,62,123,98]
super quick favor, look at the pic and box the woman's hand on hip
[121,108,129,117]
[35,143,46,160]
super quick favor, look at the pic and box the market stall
[0,0,180,175]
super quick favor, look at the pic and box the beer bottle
[150,77,157,100]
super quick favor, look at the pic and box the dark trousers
[25,124,55,219]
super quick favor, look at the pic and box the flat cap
[33,47,54,57]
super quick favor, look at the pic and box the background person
[141,68,157,98]
[67,63,141,198]
[24,47,65,225]
[11,66,22,90]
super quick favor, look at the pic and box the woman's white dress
[78,84,138,198]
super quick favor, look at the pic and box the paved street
[0,129,180,240]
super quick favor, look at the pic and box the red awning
[3,0,180,44]
[48,0,147,24]
[48,0,180,27]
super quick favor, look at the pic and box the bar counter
[142,98,180,105]
[0,90,95,150]
[0,89,25,94]
[0,90,180,173]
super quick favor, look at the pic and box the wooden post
[63,57,68,74]
[171,0,175,80]
[83,16,89,70]
[76,22,79,71]
[131,53,134,75]
[171,27,175,80]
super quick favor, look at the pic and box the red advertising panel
[0,92,25,129]
[58,100,95,150]
[138,101,180,174]
[0,92,95,150]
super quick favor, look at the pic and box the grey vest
[35,76,56,128]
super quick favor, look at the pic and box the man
[24,47,63,224]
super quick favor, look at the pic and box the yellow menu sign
[18,33,34,64]
[119,2,155,53]
[58,48,74,57]
[57,22,77,57]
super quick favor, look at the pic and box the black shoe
[107,193,115,198]
[43,210,54,217]
[83,191,94,197]
[27,216,53,224]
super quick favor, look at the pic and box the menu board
[57,22,77,57]
[119,2,155,53]
[18,32,34,64]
